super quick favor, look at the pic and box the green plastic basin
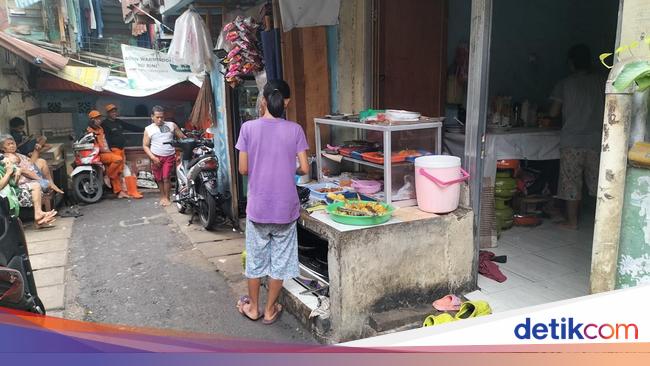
[325,201,395,226]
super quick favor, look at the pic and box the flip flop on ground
[236,295,263,321]
[262,303,283,325]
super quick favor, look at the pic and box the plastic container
[404,149,433,162]
[308,183,346,200]
[325,201,395,226]
[414,155,469,213]
[360,151,406,164]
[351,179,382,194]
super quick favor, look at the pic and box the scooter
[0,195,46,314]
[70,132,105,204]
[170,130,230,229]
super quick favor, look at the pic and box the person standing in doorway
[548,44,606,230]
[103,104,143,199]
[142,105,185,206]
[235,80,310,324]
[87,110,129,199]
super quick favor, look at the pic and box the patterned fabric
[6,153,39,186]
[557,148,600,201]
[17,183,33,208]
[244,218,299,281]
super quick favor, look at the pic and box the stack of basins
[495,160,519,234]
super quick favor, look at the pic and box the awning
[0,32,68,72]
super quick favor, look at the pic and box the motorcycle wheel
[72,171,103,204]
[198,185,217,230]
[174,182,187,214]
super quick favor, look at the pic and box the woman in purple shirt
[235,80,309,324]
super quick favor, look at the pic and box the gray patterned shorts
[245,218,299,280]
[17,183,33,208]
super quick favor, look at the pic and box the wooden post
[281,26,331,154]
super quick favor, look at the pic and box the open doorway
[445,0,620,312]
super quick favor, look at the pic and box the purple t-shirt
[235,118,309,224]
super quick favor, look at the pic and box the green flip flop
[455,300,492,320]
[422,313,456,327]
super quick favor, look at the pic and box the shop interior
[443,0,620,311]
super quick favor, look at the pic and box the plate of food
[325,200,395,226]
[308,183,347,199]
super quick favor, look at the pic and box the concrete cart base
[282,205,475,343]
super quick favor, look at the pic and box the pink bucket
[414,156,469,213]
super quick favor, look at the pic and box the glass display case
[314,117,443,207]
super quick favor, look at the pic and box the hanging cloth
[88,0,97,30]
[260,29,282,80]
[91,0,104,38]
[188,73,215,133]
[278,0,340,32]
[66,0,78,34]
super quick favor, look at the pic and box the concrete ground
[24,194,315,343]
[24,217,75,318]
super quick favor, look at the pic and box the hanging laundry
[76,0,89,49]
[66,0,79,34]
[91,0,104,39]
[122,0,142,23]
[88,0,96,30]
[14,0,42,9]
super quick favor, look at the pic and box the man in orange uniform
[102,104,143,198]
[87,110,128,198]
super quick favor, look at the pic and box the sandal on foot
[34,222,56,230]
[262,304,283,325]
[236,296,262,321]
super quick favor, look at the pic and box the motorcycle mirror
[0,267,25,304]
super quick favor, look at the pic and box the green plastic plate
[325,201,395,226]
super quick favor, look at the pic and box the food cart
[282,115,475,343]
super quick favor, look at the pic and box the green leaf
[599,53,614,68]
[613,61,650,91]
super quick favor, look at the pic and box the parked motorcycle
[0,196,46,314]
[70,133,105,204]
[170,130,230,229]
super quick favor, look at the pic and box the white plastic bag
[167,8,214,74]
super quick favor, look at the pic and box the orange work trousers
[100,148,125,194]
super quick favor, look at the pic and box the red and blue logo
[515,317,639,340]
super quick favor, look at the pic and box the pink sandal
[432,294,462,311]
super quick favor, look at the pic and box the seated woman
[0,156,56,227]
[0,134,64,195]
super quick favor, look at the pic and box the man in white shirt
[548,44,606,229]
[142,105,185,206]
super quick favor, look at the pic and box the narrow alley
[55,194,314,343]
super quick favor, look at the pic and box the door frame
[464,0,493,282]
